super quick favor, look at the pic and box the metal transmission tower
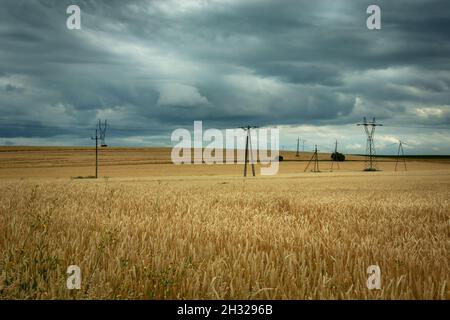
[296,138,306,156]
[98,119,108,147]
[91,129,99,179]
[330,139,340,171]
[304,145,320,172]
[241,125,258,177]
[395,140,407,171]
[357,117,383,171]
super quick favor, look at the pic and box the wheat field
[0,148,449,299]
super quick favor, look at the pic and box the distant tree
[277,155,284,161]
[331,152,345,162]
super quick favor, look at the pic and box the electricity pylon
[91,129,99,179]
[98,119,108,147]
[241,125,258,177]
[304,145,320,172]
[330,139,340,171]
[296,138,305,157]
[395,140,407,171]
[357,117,382,171]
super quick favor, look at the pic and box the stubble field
[0,147,449,299]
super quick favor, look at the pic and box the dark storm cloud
[0,0,449,152]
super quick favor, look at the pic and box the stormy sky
[1,0,449,154]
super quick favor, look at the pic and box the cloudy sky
[1,0,449,154]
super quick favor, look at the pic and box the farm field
[0,147,449,299]
[0,146,448,179]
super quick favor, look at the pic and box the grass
[0,171,449,299]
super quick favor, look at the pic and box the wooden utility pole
[330,139,340,171]
[304,145,320,172]
[91,129,98,178]
[242,125,257,177]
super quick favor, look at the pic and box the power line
[382,124,450,130]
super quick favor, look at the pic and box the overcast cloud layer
[1,0,449,154]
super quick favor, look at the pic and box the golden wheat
[0,170,449,299]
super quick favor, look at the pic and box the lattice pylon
[357,117,382,171]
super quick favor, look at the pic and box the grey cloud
[0,0,449,153]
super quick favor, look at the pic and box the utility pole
[357,117,383,171]
[241,125,257,177]
[395,140,407,171]
[331,139,340,171]
[304,145,320,172]
[296,138,300,157]
[91,129,99,178]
